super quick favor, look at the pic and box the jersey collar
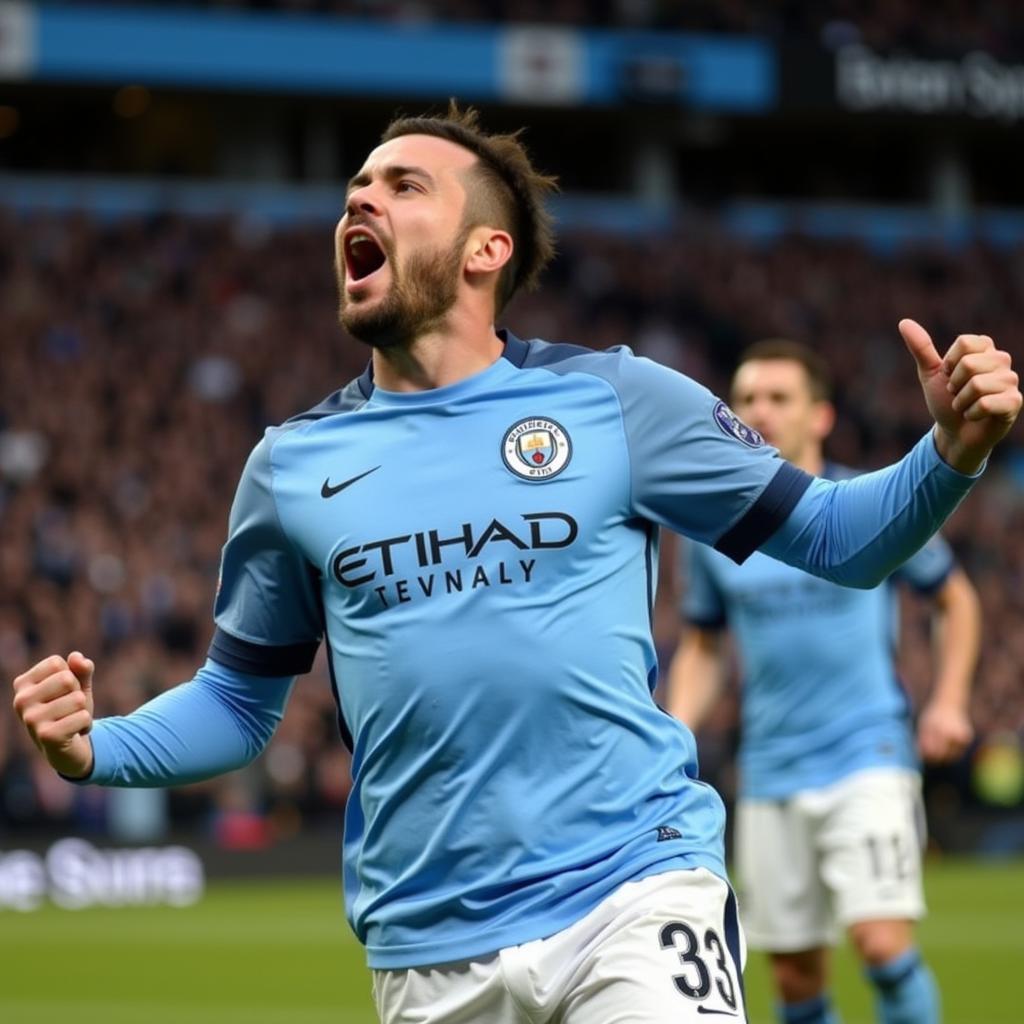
[356,328,528,400]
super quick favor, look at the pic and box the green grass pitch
[2,859,1021,1023]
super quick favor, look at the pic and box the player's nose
[346,183,383,220]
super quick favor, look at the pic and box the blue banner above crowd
[0,1,774,111]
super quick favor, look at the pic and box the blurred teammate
[12,106,1019,1024]
[668,340,981,1024]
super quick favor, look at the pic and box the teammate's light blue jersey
[683,464,954,801]
[209,334,805,967]
[83,333,979,970]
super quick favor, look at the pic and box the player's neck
[792,446,826,476]
[371,309,504,393]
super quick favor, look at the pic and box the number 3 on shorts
[659,922,738,1012]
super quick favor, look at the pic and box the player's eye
[396,181,421,194]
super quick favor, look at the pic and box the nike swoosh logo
[321,466,380,498]
[696,1010,737,1018]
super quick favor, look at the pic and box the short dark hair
[381,102,558,312]
[736,339,833,402]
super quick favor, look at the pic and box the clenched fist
[917,700,974,764]
[12,652,96,779]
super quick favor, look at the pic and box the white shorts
[735,767,926,952]
[372,867,747,1024]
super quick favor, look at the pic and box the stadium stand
[2,0,1023,860]
[1,208,1022,841]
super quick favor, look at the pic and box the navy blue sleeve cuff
[208,627,319,677]
[685,613,728,630]
[901,562,954,597]
[715,461,813,565]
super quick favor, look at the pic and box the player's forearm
[930,570,981,709]
[81,659,294,787]
[761,431,979,589]
[666,637,725,732]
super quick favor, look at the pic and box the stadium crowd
[1,207,1022,841]
[40,1,1024,55]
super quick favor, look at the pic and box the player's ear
[811,400,836,442]
[465,227,513,278]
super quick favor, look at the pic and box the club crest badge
[712,400,764,448]
[502,417,572,481]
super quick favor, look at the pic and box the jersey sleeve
[891,533,955,594]
[209,430,322,676]
[761,431,978,589]
[605,350,812,559]
[680,540,728,629]
[77,659,294,787]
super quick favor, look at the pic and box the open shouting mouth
[344,227,388,285]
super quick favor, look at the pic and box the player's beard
[339,226,469,349]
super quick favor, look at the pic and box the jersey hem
[739,757,919,801]
[362,851,726,969]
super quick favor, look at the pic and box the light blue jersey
[82,333,979,970]
[683,464,954,801]
[210,334,804,967]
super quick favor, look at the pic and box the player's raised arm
[12,427,322,788]
[12,653,296,787]
[608,322,1017,590]
[757,323,1020,587]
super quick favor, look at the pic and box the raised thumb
[899,318,943,375]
